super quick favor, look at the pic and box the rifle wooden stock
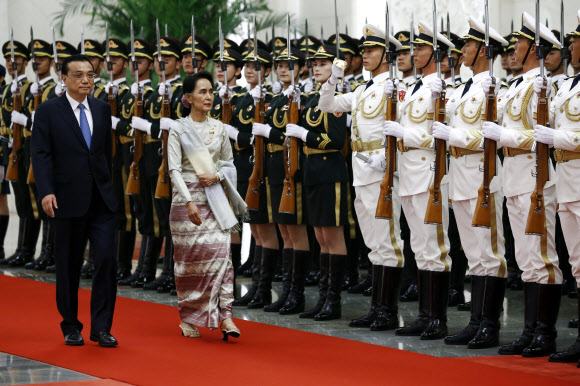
[154,93,171,199]
[245,98,265,210]
[109,88,117,158]
[126,90,144,195]
[525,82,549,236]
[473,81,498,228]
[26,93,42,185]
[279,92,299,214]
[424,90,447,225]
[222,88,232,125]
[6,84,22,182]
[376,93,398,219]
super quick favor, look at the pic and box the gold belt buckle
[351,141,358,152]
[450,146,458,158]
[554,149,564,163]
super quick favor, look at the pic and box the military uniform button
[421,157,426,161]
[323,156,327,160]
[480,158,484,162]
[527,155,532,159]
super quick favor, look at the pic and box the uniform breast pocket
[361,96,385,119]
[565,94,580,122]
[460,100,483,125]
[406,100,429,124]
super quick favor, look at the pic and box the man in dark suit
[31,54,119,347]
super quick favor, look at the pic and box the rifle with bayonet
[126,20,143,195]
[6,27,22,182]
[447,13,455,84]
[27,26,41,185]
[411,13,417,81]
[376,2,398,220]
[246,17,266,211]
[105,23,117,159]
[334,0,345,92]
[279,14,300,215]
[219,17,232,125]
[473,0,498,228]
[191,15,198,74]
[154,19,171,199]
[561,0,568,77]
[424,0,447,225]
[305,19,314,87]
[525,0,549,236]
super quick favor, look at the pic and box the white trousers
[558,201,580,286]
[453,192,507,278]
[354,180,404,267]
[400,187,451,272]
[506,185,562,284]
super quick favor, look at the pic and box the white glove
[160,117,175,131]
[481,76,500,96]
[11,111,28,126]
[430,78,443,98]
[111,116,120,130]
[131,83,143,99]
[158,82,172,99]
[533,77,552,98]
[132,117,152,134]
[105,82,119,97]
[10,81,18,94]
[431,121,450,141]
[252,123,272,138]
[368,154,386,172]
[272,81,282,95]
[250,85,264,104]
[383,79,398,97]
[303,78,314,94]
[482,121,502,142]
[285,123,309,142]
[31,82,41,97]
[328,59,346,86]
[282,86,294,98]
[55,82,66,97]
[219,85,232,99]
[31,111,35,125]
[224,124,239,142]
[383,121,406,139]
[534,124,554,146]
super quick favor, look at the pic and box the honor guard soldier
[23,38,58,272]
[267,37,290,95]
[432,16,509,348]
[507,34,524,86]
[546,30,568,87]
[383,21,454,340]
[129,36,183,289]
[181,33,211,76]
[0,39,41,268]
[482,12,563,357]
[79,40,106,101]
[396,31,417,87]
[351,39,365,90]
[539,10,580,365]
[297,35,321,94]
[209,40,245,121]
[441,32,464,91]
[326,33,357,94]
[53,41,79,98]
[319,24,407,331]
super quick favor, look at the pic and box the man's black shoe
[90,331,118,347]
[64,330,84,346]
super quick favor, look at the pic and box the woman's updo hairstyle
[181,71,214,108]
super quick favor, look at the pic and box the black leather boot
[10,218,41,266]
[570,318,579,328]
[300,253,329,318]
[248,248,278,309]
[116,231,136,281]
[342,239,359,290]
[279,249,309,315]
[348,253,372,295]
[233,245,262,306]
[421,271,450,340]
[133,236,162,288]
[35,221,54,271]
[370,267,403,331]
[550,290,580,363]
[26,220,50,270]
[457,301,471,311]
[468,276,507,349]
[400,282,419,302]
[396,270,431,336]
[315,254,345,321]
[448,251,467,307]
[445,275,485,345]
[153,238,175,293]
[1,218,23,265]
[349,265,382,327]
[0,215,9,262]
[118,235,150,286]
[237,236,254,275]
[231,243,241,272]
[522,283,562,357]
[266,249,294,312]
[80,243,95,279]
[499,282,538,355]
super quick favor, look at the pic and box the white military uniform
[550,73,580,285]
[399,72,451,272]
[319,71,407,268]
[497,66,562,285]
[447,70,507,278]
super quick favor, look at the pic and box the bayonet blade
[105,22,110,62]
[485,0,493,77]
[140,26,144,40]
[192,15,198,73]
[320,25,324,42]
[305,19,310,60]
[81,25,85,55]
[334,0,340,54]
[346,24,348,35]
[155,19,161,62]
[286,14,291,61]
[30,26,35,61]
[432,0,441,79]
[9,27,15,64]
[165,24,168,37]
[535,0,544,78]
[219,16,224,62]
[51,27,58,64]
[561,0,567,76]
[130,20,135,62]
[253,15,258,62]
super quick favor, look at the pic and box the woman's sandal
[220,320,241,341]
[179,323,201,338]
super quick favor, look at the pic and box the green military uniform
[208,41,245,121]
[178,33,212,118]
[297,36,321,93]
[80,39,107,102]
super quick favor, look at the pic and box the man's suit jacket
[31,94,117,218]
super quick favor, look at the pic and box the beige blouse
[168,116,233,203]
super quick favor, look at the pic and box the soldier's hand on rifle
[533,77,552,98]
[272,81,283,95]
[218,85,232,99]
[368,154,387,172]
[432,121,450,141]
[383,121,405,139]
[55,82,66,97]
[383,79,399,98]
[158,82,172,99]
[111,116,120,130]
[303,78,314,94]
[186,201,202,226]
[31,82,41,97]
[10,81,18,94]
[11,111,28,126]
[131,83,143,99]
[286,124,309,141]
[31,112,35,126]
[482,76,500,96]
[224,124,239,142]
[249,85,265,104]
[482,121,502,142]
[430,78,443,98]
[132,117,152,134]
[328,59,346,86]
[534,124,554,146]
[105,82,119,97]
[252,123,272,138]
[42,194,58,218]
[160,117,174,131]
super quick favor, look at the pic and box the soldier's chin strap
[471,42,484,67]
[419,45,435,70]
[371,45,387,74]
[521,39,534,66]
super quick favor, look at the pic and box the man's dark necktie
[411,79,423,95]
[364,79,374,91]
[78,104,91,149]
[461,78,473,98]
[509,76,523,89]
[570,74,580,91]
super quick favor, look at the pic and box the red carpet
[0,274,578,386]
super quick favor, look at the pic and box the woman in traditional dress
[168,71,246,339]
